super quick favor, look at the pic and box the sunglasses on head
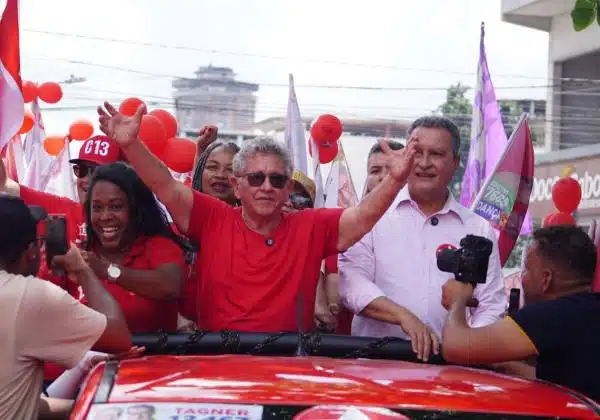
[72,163,98,179]
[242,172,289,189]
[290,193,313,210]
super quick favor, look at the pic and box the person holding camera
[339,116,506,361]
[441,225,600,402]
[0,195,131,419]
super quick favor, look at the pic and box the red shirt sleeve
[187,190,233,242]
[20,185,80,215]
[311,208,344,258]
[325,254,338,275]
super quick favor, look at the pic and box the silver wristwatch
[107,263,122,284]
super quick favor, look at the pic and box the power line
[25,54,556,91]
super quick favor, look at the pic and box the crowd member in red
[98,101,416,332]
[179,137,241,330]
[191,139,240,205]
[81,162,189,333]
[0,136,124,288]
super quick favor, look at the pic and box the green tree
[436,83,471,198]
[572,0,599,31]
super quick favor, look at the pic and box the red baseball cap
[70,135,124,166]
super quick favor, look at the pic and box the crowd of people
[0,103,598,419]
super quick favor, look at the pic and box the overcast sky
[13,0,550,190]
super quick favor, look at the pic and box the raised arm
[97,102,194,233]
[337,139,416,251]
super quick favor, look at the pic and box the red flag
[0,0,23,152]
[471,116,535,266]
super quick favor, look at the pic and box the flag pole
[469,112,529,211]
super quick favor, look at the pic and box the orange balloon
[37,82,63,104]
[139,114,167,156]
[162,137,196,173]
[149,109,178,139]
[43,135,66,156]
[19,110,34,134]
[119,97,145,117]
[69,119,94,140]
[22,81,38,103]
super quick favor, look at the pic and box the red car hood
[90,355,600,418]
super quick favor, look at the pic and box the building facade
[172,66,259,132]
[502,0,600,152]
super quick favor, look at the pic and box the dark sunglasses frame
[242,172,289,189]
[72,163,98,179]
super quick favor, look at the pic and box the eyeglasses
[241,172,289,189]
[290,193,313,210]
[72,163,98,179]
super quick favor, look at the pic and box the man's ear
[453,153,460,171]
[540,268,553,294]
[229,175,242,200]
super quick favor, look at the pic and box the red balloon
[22,81,38,103]
[139,115,167,156]
[19,110,34,134]
[43,135,66,156]
[543,211,576,227]
[69,119,94,140]
[552,177,582,214]
[149,109,178,139]
[309,139,339,164]
[162,137,196,173]
[310,114,343,145]
[119,97,145,117]
[37,82,63,104]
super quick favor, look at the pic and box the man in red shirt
[98,101,417,332]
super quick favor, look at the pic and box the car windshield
[86,402,573,420]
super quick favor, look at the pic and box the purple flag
[461,23,532,235]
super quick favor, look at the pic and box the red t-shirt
[324,254,353,335]
[187,190,343,332]
[86,235,186,333]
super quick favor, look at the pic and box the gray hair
[407,116,461,157]
[232,136,294,177]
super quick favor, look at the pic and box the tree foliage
[436,83,471,199]
[571,0,599,31]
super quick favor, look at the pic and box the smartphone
[508,288,521,316]
[45,215,68,275]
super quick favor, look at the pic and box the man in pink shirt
[339,116,506,361]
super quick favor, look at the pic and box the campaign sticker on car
[87,402,264,420]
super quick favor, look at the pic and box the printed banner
[87,402,264,420]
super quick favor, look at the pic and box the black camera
[436,234,493,285]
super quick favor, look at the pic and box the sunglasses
[290,193,313,210]
[242,172,289,189]
[72,164,98,179]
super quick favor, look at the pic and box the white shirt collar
[392,186,468,223]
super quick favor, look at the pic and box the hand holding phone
[51,244,89,282]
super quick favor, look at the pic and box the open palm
[97,101,145,148]
[380,138,417,183]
